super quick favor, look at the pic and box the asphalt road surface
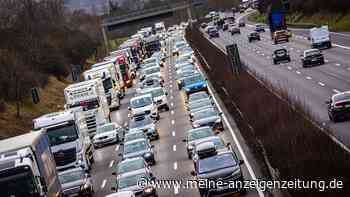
[204,11,350,149]
[89,35,266,197]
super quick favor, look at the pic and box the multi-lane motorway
[204,11,350,148]
[89,33,267,197]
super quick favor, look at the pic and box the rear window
[334,92,350,102]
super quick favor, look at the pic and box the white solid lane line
[101,179,107,189]
[109,160,114,168]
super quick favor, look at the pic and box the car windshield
[275,50,286,56]
[46,123,79,146]
[144,58,156,64]
[150,88,164,97]
[209,28,217,33]
[59,170,85,184]
[193,109,217,120]
[130,97,152,108]
[124,140,148,154]
[144,67,160,75]
[141,62,157,69]
[198,138,225,150]
[306,50,320,56]
[198,153,237,174]
[183,75,204,86]
[129,116,152,129]
[189,100,212,110]
[97,124,114,134]
[180,47,193,54]
[188,128,214,141]
[334,92,350,102]
[117,159,145,174]
[118,173,148,189]
[125,132,145,141]
[189,92,209,102]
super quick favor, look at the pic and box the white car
[129,94,159,120]
[140,87,170,111]
[141,66,161,80]
[93,122,123,148]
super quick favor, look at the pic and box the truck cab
[85,62,121,110]
[0,131,62,197]
[33,108,95,172]
[64,78,110,137]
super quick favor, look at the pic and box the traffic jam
[0,21,250,197]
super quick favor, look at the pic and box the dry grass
[0,76,70,139]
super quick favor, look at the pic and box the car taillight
[335,102,345,107]
[80,101,87,107]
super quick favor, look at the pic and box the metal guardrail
[103,0,203,24]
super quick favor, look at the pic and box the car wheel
[287,57,291,62]
[320,59,325,65]
[273,60,277,65]
[165,105,170,111]
[156,114,160,120]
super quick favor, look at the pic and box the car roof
[124,138,147,145]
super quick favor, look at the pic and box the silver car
[182,126,215,159]
[59,168,94,197]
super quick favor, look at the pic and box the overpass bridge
[102,0,205,28]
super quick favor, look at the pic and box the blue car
[182,74,208,96]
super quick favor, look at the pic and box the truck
[0,131,62,197]
[110,51,135,88]
[85,61,121,110]
[33,107,95,172]
[268,10,289,43]
[64,78,110,137]
[309,26,332,49]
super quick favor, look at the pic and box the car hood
[197,165,240,180]
[193,116,220,125]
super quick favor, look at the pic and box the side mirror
[112,172,117,176]
[118,153,123,157]
[182,139,187,142]
[219,112,223,116]
[190,171,197,176]
[226,142,231,147]
[239,160,244,165]
[151,145,155,148]
[86,173,92,178]
[165,92,168,96]
[111,186,116,191]
[128,106,131,110]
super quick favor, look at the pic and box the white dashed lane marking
[172,131,176,137]
[173,162,178,170]
[101,179,107,189]
[306,76,312,80]
[318,82,326,87]
[173,145,177,152]
[109,160,114,168]
[171,120,175,125]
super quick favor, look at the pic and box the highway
[203,11,350,148]
[89,33,266,197]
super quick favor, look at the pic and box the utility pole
[187,0,193,28]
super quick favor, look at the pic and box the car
[191,150,245,196]
[128,115,159,140]
[140,62,158,70]
[140,87,170,111]
[229,26,241,35]
[273,30,289,44]
[137,76,163,92]
[112,170,158,196]
[208,27,219,38]
[238,20,245,27]
[173,41,188,56]
[141,66,161,80]
[93,122,124,148]
[178,46,194,56]
[120,138,156,165]
[113,157,151,176]
[182,126,216,158]
[201,22,208,29]
[129,94,159,120]
[105,191,135,197]
[326,91,350,122]
[255,23,265,32]
[192,136,227,162]
[301,49,325,68]
[176,64,196,75]
[143,57,160,67]
[123,130,148,143]
[205,25,215,34]
[191,108,223,130]
[175,52,195,65]
[187,91,211,103]
[187,99,214,112]
[272,48,291,64]
[182,74,208,96]
[59,168,94,197]
[248,32,261,42]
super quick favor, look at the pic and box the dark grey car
[327,91,350,122]
[191,108,223,131]
[59,168,94,197]
[120,138,156,165]
[128,115,159,140]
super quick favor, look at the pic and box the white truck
[0,131,62,197]
[85,61,121,110]
[64,78,110,137]
[309,26,332,49]
[33,107,94,172]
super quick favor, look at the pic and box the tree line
[0,0,102,117]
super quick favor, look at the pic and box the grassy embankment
[0,37,128,139]
[248,11,350,32]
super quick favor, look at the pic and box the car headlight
[202,83,207,88]
[188,145,194,151]
[144,152,152,158]
[81,182,90,191]
[185,88,191,92]
[144,186,154,193]
[193,123,201,128]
